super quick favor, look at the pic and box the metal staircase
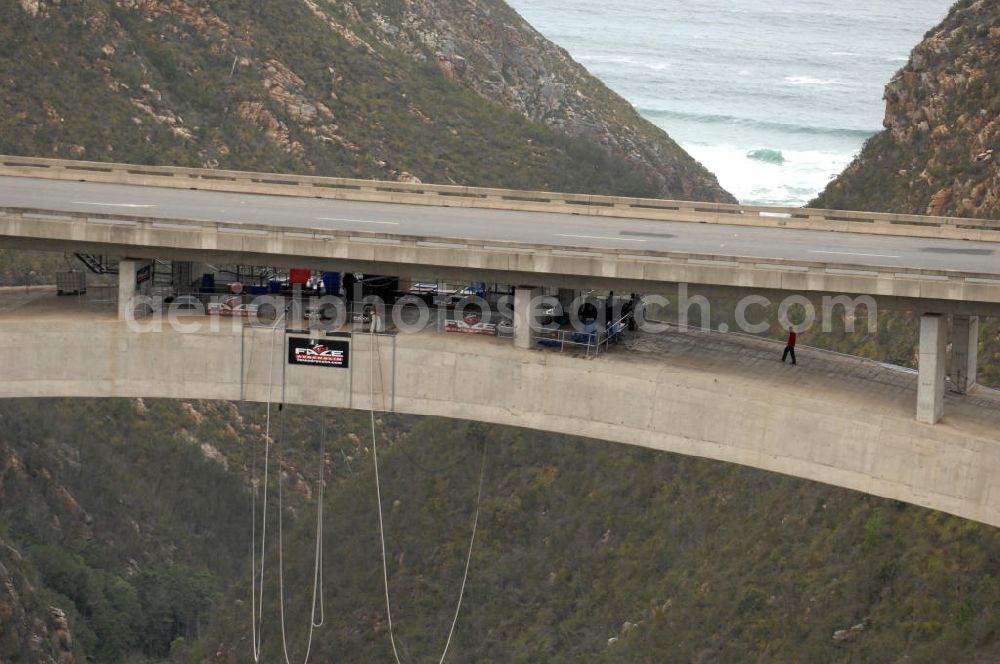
[74,253,117,275]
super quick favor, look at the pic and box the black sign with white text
[287,338,349,368]
[445,311,498,336]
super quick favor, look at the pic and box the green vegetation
[0,0,661,197]
[0,396,414,662]
[0,399,251,661]
[192,416,1000,663]
[9,396,1000,663]
[0,249,70,287]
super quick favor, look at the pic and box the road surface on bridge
[1,176,997,275]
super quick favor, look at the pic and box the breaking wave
[784,75,842,86]
[747,148,785,164]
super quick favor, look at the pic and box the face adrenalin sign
[287,338,349,368]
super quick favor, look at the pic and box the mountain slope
[0,399,253,662]
[331,0,733,201]
[0,397,395,663]
[195,416,1000,664]
[0,0,731,201]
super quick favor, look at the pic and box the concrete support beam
[917,314,947,424]
[514,286,541,350]
[117,259,138,321]
[949,315,979,394]
[117,258,152,321]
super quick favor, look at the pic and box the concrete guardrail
[1,155,998,242]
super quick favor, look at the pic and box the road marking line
[73,201,155,208]
[555,233,646,242]
[317,216,399,225]
[809,250,899,258]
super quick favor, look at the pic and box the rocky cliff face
[0,444,81,663]
[814,0,999,218]
[2,0,732,201]
[811,0,1000,391]
[334,0,733,201]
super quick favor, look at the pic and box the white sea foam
[508,0,952,204]
[577,54,672,72]
[783,75,841,86]
[684,143,857,207]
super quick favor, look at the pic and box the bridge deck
[1,176,998,275]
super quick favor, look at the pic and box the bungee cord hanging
[276,402,327,664]
[247,314,487,664]
[250,315,282,663]
[368,329,488,664]
[250,314,327,664]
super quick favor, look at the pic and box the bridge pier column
[949,315,979,394]
[514,286,540,349]
[117,259,138,321]
[917,313,947,424]
[117,258,152,321]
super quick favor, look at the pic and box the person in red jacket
[782,330,797,365]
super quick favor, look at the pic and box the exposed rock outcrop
[0,538,78,663]
[49,607,76,663]
[814,0,1000,218]
[236,101,306,157]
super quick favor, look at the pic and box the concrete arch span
[1,317,1000,528]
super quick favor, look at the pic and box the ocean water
[507,0,953,206]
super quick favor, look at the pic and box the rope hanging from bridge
[250,315,282,663]
[276,401,327,664]
[250,314,328,664]
[368,329,488,664]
